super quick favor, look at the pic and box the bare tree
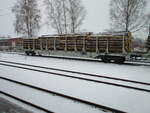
[44,0,86,34]
[44,0,64,34]
[67,0,86,33]
[12,0,41,38]
[109,0,149,32]
[62,0,68,34]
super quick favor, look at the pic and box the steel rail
[33,54,150,67]
[0,77,126,113]
[0,60,149,86]
[0,91,54,113]
[0,63,150,93]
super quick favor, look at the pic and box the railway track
[0,91,54,113]
[0,60,150,93]
[0,77,126,113]
[0,60,149,85]
[29,55,150,67]
[2,52,150,66]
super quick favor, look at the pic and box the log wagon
[23,32,132,63]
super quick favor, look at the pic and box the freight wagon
[23,32,132,63]
[0,39,10,51]
[0,38,23,51]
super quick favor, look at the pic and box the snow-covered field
[0,53,150,113]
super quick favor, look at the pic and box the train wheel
[101,57,110,63]
[31,53,35,56]
[25,52,29,56]
[114,58,125,64]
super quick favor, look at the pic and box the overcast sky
[0,0,149,39]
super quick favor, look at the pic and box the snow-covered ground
[0,53,150,113]
[1,61,150,90]
[0,95,43,113]
[0,79,107,113]
[0,53,150,83]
